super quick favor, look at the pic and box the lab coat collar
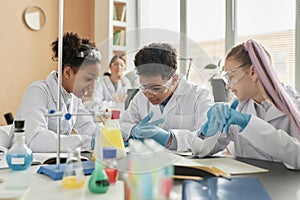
[162,74,190,115]
[172,74,191,96]
[239,99,285,122]
[103,76,116,92]
[46,71,81,106]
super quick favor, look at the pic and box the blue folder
[182,177,271,200]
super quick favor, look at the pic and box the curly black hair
[134,43,177,79]
[51,32,100,74]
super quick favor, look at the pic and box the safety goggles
[139,76,173,95]
[221,63,250,88]
[76,49,101,61]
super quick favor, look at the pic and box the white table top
[0,165,124,200]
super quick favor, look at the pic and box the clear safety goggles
[221,63,250,88]
[139,76,173,95]
[76,49,101,61]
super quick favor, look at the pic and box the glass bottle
[101,118,125,158]
[88,159,110,193]
[6,120,33,170]
[103,147,118,184]
[62,147,86,188]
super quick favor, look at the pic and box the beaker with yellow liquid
[62,147,86,188]
[101,119,126,159]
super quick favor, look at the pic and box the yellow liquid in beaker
[62,176,86,188]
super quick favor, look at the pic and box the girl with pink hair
[199,39,300,169]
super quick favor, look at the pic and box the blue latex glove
[200,100,241,137]
[224,109,251,132]
[131,111,170,146]
[133,125,171,147]
[131,111,165,136]
[200,104,230,137]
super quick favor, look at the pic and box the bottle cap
[111,110,120,119]
[14,120,25,129]
[103,147,117,159]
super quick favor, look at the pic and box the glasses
[76,49,101,61]
[221,63,250,88]
[139,76,173,95]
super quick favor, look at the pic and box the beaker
[62,147,86,188]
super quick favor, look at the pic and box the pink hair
[244,39,300,138]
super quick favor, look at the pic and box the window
[237,0,296,87]
[139,0,180,48]
[186,0,226,87]
[188,0,226,65]
[138,1,297,89]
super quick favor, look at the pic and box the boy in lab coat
[120,42,213,150]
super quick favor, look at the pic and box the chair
[4,112,14,125]
[211,78,226,102]
[0,124,13,149]
[124,88,139,110]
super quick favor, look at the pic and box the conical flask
[62,147,86,188]
[101,119,126,158]
[88,159,110,193]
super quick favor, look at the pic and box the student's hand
[200,104,230,137]
[201,100,251,137]
[131,111,164,137]
[133,125,171,147]
[224,109,251,132]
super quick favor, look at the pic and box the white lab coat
[93,75,131,103]
[185,85,300,169]
[15,71,101,153]
[120,75,213,142]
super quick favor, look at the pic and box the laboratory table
[1,153,300,200]
[171,157,300,200]
[0,165,124,200]
[235,157,300,200]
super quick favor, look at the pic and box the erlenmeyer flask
[88,159,110,193]
[101,119,126,158]
[62,147,86,188]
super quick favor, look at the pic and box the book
[182,177,271,200]
[115,4,126,21]
[173,156,268,180]
[119,30,126,46]
[32,153,89,165]
[120,5,126,22]
[113,30,121,45]
[113,4,117,20]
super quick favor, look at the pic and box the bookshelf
[112,0,127,54]
[94,0,127,69]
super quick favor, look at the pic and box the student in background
[120,42,213,150]
[93,55,131,105]
[15,32,102,152]
[198,39,300,169]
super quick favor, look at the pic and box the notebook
[174,156,268,179]
[182,177,271,200]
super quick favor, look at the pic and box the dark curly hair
[134,43,177,79]
[51,32,100,74]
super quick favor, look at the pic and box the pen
[173,175,203,181]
